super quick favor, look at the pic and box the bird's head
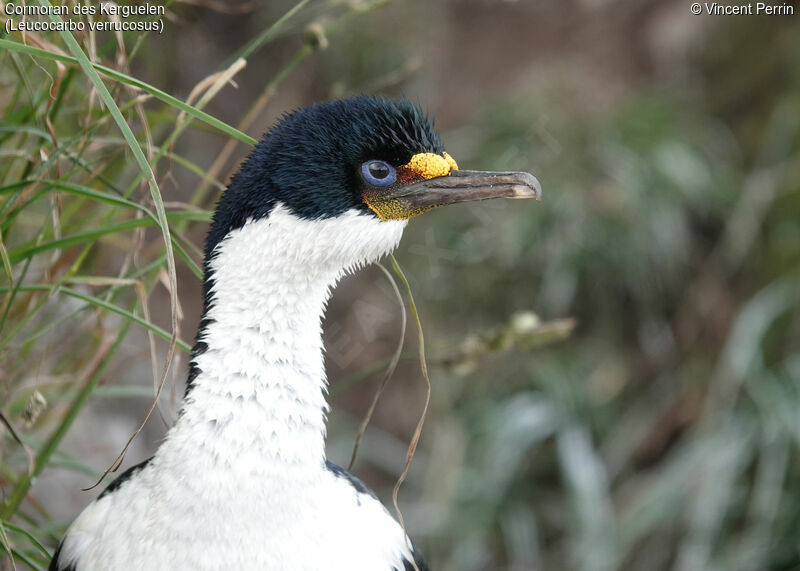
[205,96,541,273]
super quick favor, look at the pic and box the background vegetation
[1,1,798,570]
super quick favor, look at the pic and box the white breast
[61,460,414,570]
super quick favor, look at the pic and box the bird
[49,96,541,571]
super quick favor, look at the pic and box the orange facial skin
[363,152,459,221]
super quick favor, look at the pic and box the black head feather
[205,96,444,261]
[186,97,443,397]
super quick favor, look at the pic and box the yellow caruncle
[364,152,461,221]
[404,152,459,179]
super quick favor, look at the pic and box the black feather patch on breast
[324,461,430,570]
[48,540,76,571]
[400,549,431,571]
[325,460,379,501]
[49,458,154,570]
[98,456,153,499]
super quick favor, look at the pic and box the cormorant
[49,96,541,571]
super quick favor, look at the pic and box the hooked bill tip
[508,172,543,201]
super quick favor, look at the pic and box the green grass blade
[233,0,312,62]
[0,285,191,352]
[38,0,181,370]
[0,231,13,286]
[0,39,256,146]
[1,522,52,560]
[7,211,209,265]
[0,518,14,570]
[1,314,135,519]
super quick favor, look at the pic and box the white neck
[171,204,406,469]
[58,204,421,570]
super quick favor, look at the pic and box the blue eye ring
[361,160,396,187]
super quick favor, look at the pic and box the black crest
[204,96,444,260]
[186,97,444,397]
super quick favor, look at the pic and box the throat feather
[174,205,405,467]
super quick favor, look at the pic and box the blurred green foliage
[386,11,800,571]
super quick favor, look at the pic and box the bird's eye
[361,160,396,187]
